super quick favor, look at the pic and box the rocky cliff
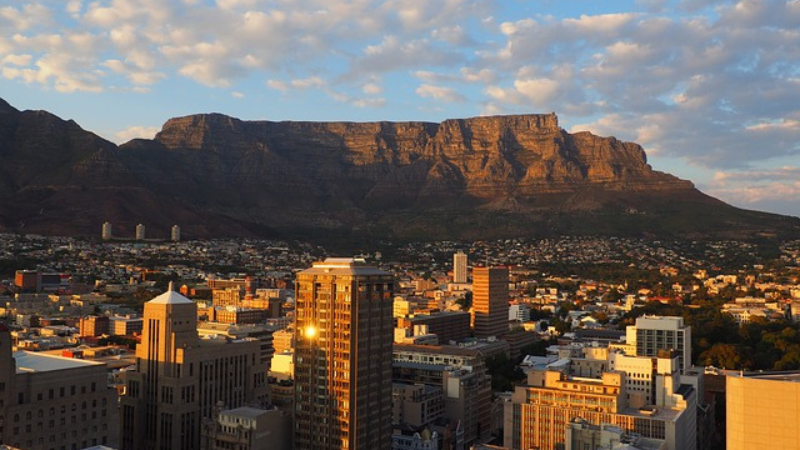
[0,97,797,241]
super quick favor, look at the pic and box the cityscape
[0,230,798,450]
[1,0,798,449]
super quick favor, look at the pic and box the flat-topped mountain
[0,98,797,241]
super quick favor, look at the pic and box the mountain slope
[0,98,797,241]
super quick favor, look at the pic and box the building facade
[0,325,119,450]
[294,258,395,450]
[472,267,509,339]
[626,316,692,373]
[453,252,467,284]
[120,285,269,450]
[727,372,800,450]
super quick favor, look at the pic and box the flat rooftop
[744,371,800,383]
[14,351,104,373]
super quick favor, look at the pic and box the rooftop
[300,257,390,276]
[221,406,273,419]
[148,282,194,305]
[14,351,104,373]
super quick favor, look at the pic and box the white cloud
[115,125,160,143]
[363,83,382,94]
[415,84,466,102]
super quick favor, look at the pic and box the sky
[1,0,798,217]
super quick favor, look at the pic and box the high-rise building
[294,258,394,450]
[102,221,112,240]
[453,251,468,284]
[620,316,692,373]
[120,284,269,450]
[472,266,509,339]
[171,225,181,242]
[135,223,146,240]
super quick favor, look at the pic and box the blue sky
[1,0,798,217]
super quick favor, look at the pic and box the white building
[625,316,692,373]
[101,222,112,240]
[135,223,145,240]
[171,225,181,242]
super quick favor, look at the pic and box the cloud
[115,125,160,143]
[415,84,466,102]
[704,167,800,215]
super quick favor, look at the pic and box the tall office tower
[472,266,509,339]
[453,251,468,283]
[102,221,112,240]
[294,258,395,450]
[171,225,181,242]
[135,223,146,240]
[625,316,692,373]
[120,283,269,450]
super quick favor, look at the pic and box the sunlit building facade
[472,267,509,339]
[294,258,394,450]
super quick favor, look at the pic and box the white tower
[135,223,146,240]
[101,222,112,240]
[171,225,181,242]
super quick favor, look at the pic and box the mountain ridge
[0,97,797,241]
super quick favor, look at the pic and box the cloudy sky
[1,0,798,217]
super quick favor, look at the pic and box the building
[101,222,112,240]
[14,270,38,292]
[396,311,471,344]
[294,258,395,450]
[119,284,269,450]
[504,369,696,450]
[201,406,291,450]
[624,316,692,373]
[171,225,181,242]
[109,316,143,336]
[0,324,119,450]
[135,223,146,240]
[393,344,494,447]
[472,267,509,339]
[727,372,800,450]
[80,315,110,337]
[453,252,468,284]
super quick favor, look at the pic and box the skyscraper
[171,224,181,242]
[472,266,509,339]
[453,251,468,283]
[294,258,394,450]
[120,283,269,450]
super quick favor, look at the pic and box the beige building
[453,251,468,284]
[0,324,119,450]
[393,344,494,447]
[727,372,800,450]
[120,285,269,450]
[294,258,394,450]
[472,267,509,339]
[201,406,291,450]
[504,369,696,450]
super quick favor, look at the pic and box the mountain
[0,98,797,241]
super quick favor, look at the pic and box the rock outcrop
[0,97,797,241]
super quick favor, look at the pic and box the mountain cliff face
[0,97,797,241]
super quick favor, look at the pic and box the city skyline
[0,0,798,216]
